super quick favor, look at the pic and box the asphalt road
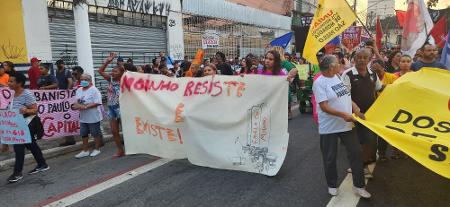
[0,112,448,207]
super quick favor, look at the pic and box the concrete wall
[227,0,291,16]
[22,0,52,62]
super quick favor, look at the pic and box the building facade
[366,0,395,26]
[182,0,292,59]
[3,0,183,95]
[3,0,292,95]
[291,0,316,54]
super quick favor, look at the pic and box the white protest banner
[120,72,289,176]
[202,30,220,49]
[0,110,32,144]
[33,90,80,139]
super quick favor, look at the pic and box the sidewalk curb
[0,135,114,172]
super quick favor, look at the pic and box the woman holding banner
[260,50,297,120]
[6,73,49,183]
[271,47,299,119]
[312,55,371,198]
[99,53,126,158]
[259,50,287,76]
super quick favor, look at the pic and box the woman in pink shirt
[257,50,288,76]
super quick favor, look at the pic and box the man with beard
[55,60,76,146]
[411,43,447,71]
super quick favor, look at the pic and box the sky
[395,0,450,10]
[351,0,449,21]
[355,0,450,11]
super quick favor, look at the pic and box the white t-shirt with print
[313,75,353,134]
[76,86,103,123]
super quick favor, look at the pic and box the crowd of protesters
[0,40,447,201]
[0,47,298,184]
[312,40,447,199]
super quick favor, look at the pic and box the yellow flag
[303,0,356,64]
[356,68,450,179]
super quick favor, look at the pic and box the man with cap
[28,57,41,89]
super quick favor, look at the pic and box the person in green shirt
[272,46,298,120]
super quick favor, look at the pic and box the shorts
[108,105,121,119]
[80,122,102,138]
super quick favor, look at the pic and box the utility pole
[352,0,357,26]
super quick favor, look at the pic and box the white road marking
[43,158,172,207]
[326,163,376,207]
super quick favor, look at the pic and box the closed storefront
[47,1,167,95]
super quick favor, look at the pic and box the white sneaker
[90,149,101,157]
[328,187,338,196]
[75,151,90,159]
[353,187,372,199]
[347,168,352,173]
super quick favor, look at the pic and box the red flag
[396,10,406,28]
[430,16,448,48]
[376,17,383,49]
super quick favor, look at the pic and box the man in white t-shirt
[312,55,371,199]
[73,74,103,158]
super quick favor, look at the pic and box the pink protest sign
[341,26,362,52]
[0,87,13,109]
[1,89,80,139]
[32,90,80,139]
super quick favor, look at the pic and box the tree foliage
[427,0,439,8]
[73,0,88,7]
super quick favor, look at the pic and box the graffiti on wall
[107,0,171,16]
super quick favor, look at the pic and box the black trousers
[13,138,47,174]
[355,123,377,164]
[320,130,365,188]
[377,136,388,156]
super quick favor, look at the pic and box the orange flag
[186,49,204,77]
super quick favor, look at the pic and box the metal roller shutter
[48,10,167,97]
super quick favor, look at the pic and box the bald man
[342,49,382,178]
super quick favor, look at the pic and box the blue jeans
[108,105,121,120]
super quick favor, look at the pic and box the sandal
[113,151,125,158]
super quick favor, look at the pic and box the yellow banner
[357,68,450,178]
[0,0,28,63]
[303,0,356,64]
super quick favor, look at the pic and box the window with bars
[183,15,275,60]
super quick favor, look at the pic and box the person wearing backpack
[342,49,382,179]
[55,60,76,146]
